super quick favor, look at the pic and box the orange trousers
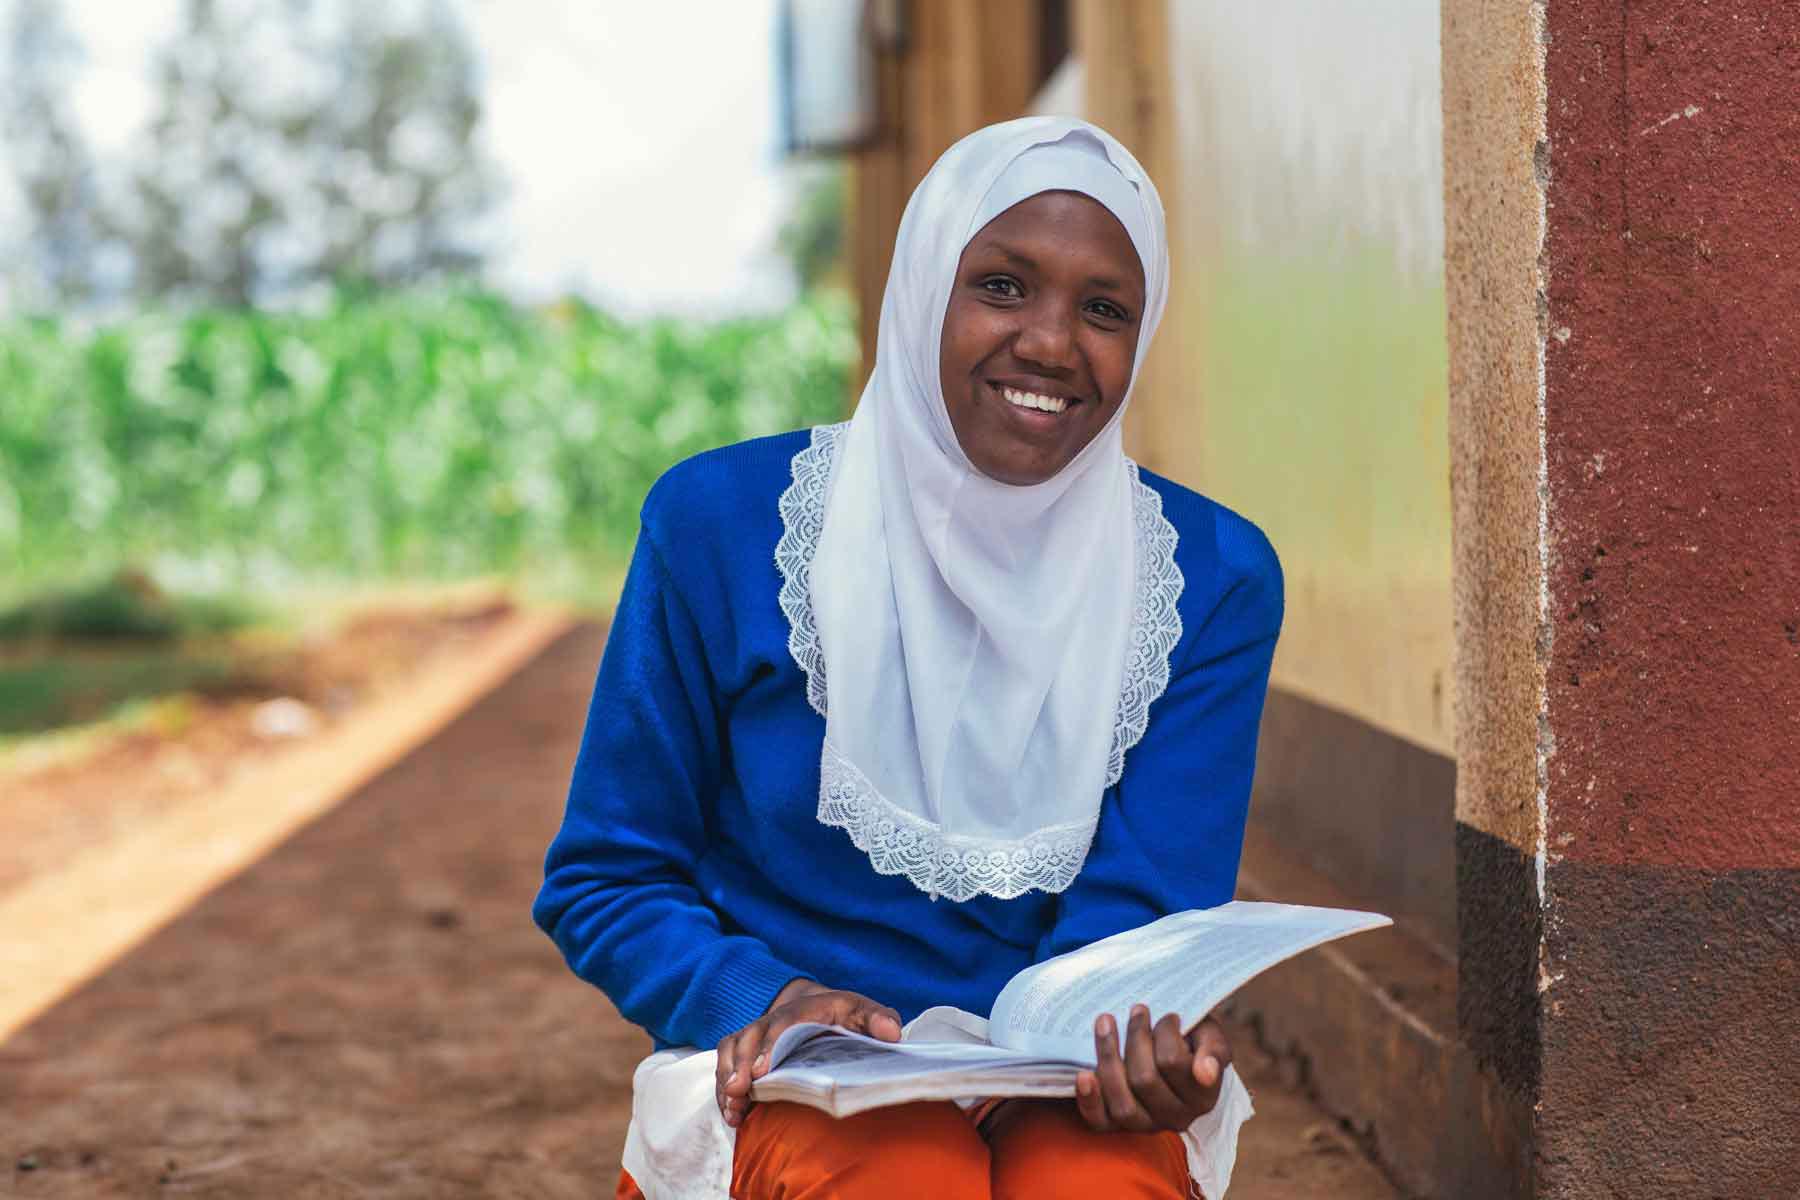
[615,1100,1192,1199]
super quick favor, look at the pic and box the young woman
[535,117,1283,1199]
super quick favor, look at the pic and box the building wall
[1440,3,1550,1178]
[1447,1,1800,1192]
[1149,2,1453,758]
[1087,0,1458,951]
[1527,0,1800,1188]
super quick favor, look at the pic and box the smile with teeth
[1001,385,1073,414]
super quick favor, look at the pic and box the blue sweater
[533,429,1283,1052]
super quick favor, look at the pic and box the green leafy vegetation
[0,650,241,736]
[0,567,266,736]
[0,568,261,642]
[0,285,858,607]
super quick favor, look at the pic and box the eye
[1086,299,1131,323]
[978,275,1023,300]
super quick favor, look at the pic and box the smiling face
[938,189,1146,487]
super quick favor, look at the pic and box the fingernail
[1077,1074,1092,1097]
[726,1070,737,1084]
[1201,1055,1220,1083]
[1096,1014,1114,1037]
[1131,1003,1148,1020]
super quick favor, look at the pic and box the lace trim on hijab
[1108,449,1185,789]
[819,739,1097,901]
[775,421,1185,898]
[774,422,843,719]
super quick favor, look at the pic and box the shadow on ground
[2,623,1395,1199]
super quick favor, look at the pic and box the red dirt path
[2,623,1394,1198]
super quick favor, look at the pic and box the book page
[989,901,1390,1063]
[752,1035,1082,1116]
[763,1000,1000,1072]
[754,1017,1070,1111]
[767,1028,1050,1078]
[901,1004,993,1046]
[754,1015,1084,1116]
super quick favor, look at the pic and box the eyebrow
[981,243,1139,296]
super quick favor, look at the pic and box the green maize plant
[0,286,857,605]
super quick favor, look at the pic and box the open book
[750,900,1390,1117]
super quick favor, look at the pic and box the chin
[949,390,1094,485]
[976,448,1066,487]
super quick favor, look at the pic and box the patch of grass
[0,649,244,736]
[0,567,273,735]
[0,568,264,642]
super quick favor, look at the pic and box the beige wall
[1090,2,1455,758]
[1440,0,1545,850]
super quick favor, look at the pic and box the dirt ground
[0,593,516,898]
[1,622,1398,1198]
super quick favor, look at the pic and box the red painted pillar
[1537,1,1800,1191]
[1448,1,1800,1194]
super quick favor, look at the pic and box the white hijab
[806,117,1171,902]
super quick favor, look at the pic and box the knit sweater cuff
[698,945,810,1048]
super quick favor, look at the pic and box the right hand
[715,978,902,1127]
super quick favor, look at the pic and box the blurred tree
[304,0,499,290]
[0,0,105,305]
[776,163,847,292]
[126,0,278,305]
[126,0,500,305]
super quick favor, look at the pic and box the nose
[1012,303,1077,373]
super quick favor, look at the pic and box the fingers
[1150,1010,1210,1116]
[715,1032,737,1103]
[719,1012,785,1128]
[1074,1069,1110,1130]
[1192,1016,1232,1072]
[1077,1008,1232,1133]
[849,997,904,1043]
[714,988,909,1129]
[1092,1011,1156,1132]
[716,1026,759,1128]
[1187,1017,1232,1111]
[1121,1005,1192,1129]
[747,1014,787,1080]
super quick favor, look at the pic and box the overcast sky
[41,0,793,315]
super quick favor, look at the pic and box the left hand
[1074,1004,1231,1133]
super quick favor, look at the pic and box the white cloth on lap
[618,1042,1253,1200]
